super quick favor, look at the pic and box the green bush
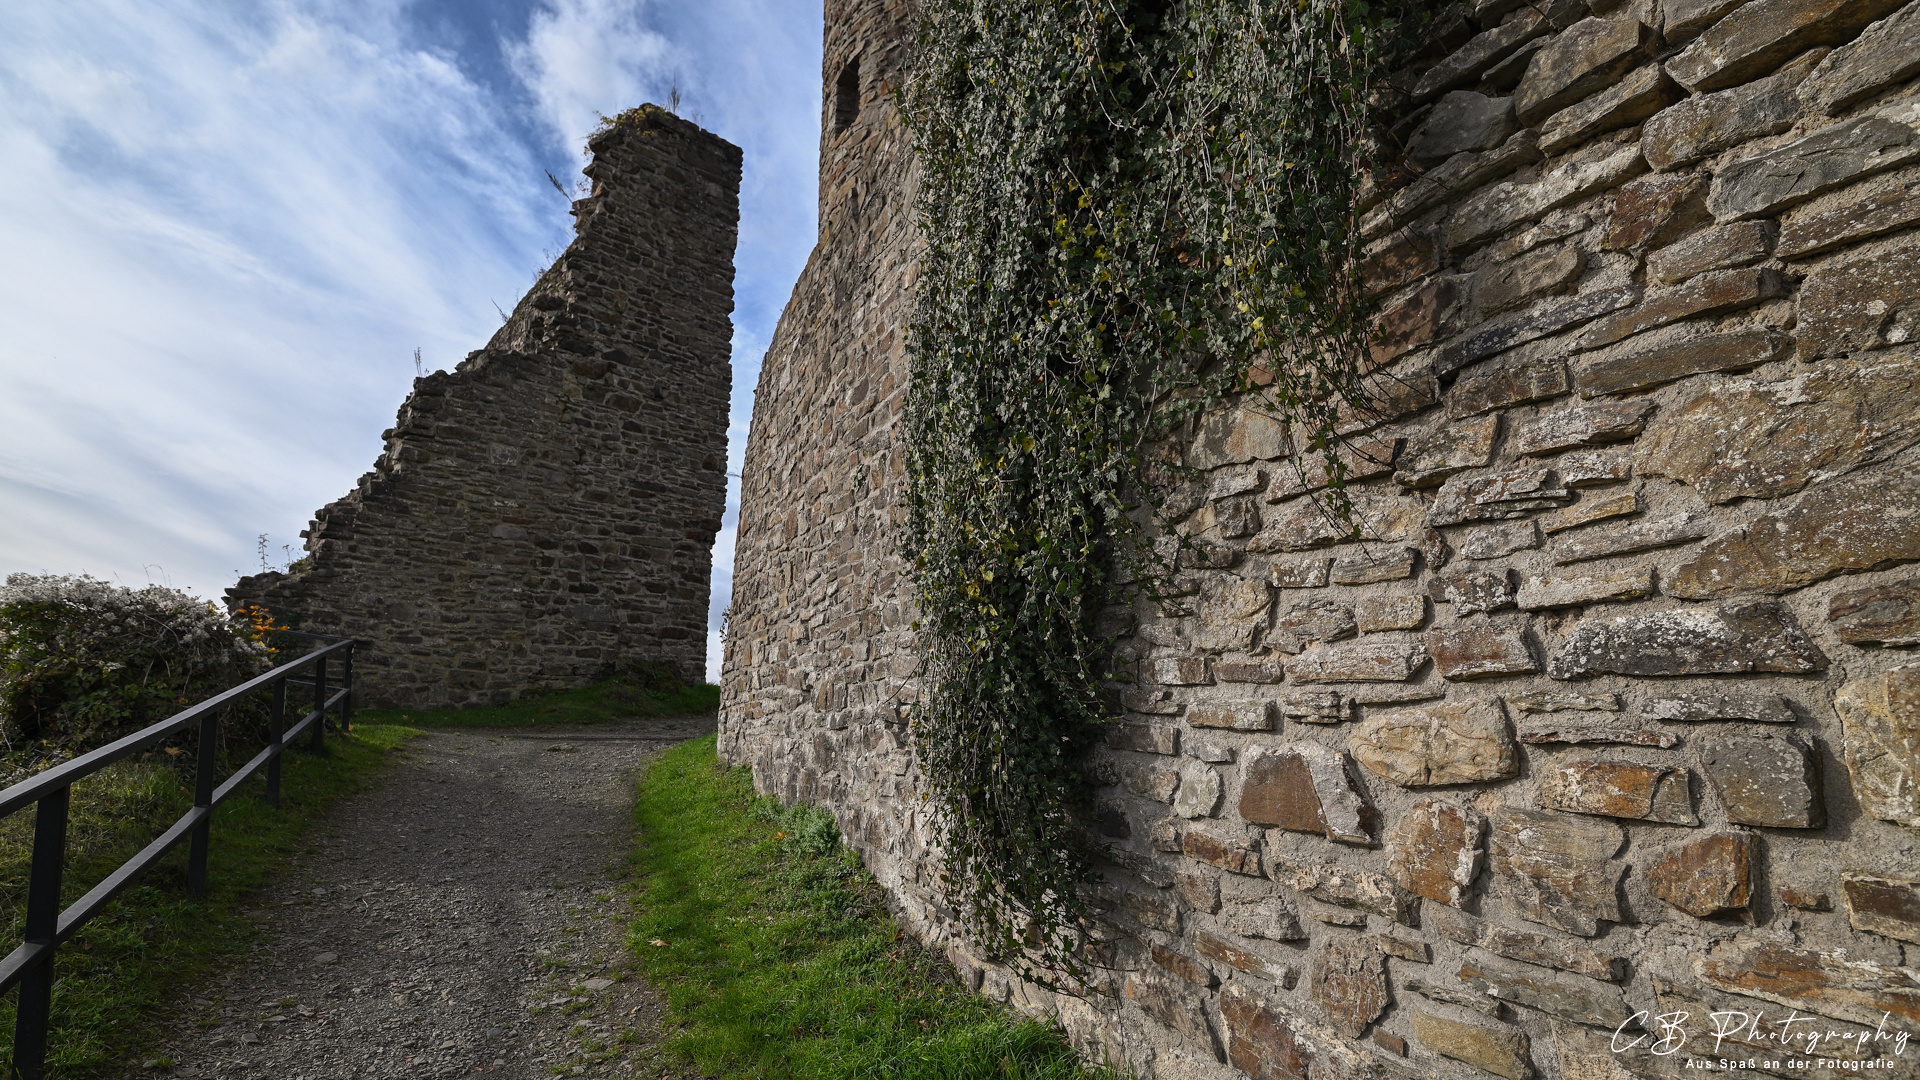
[0,574,272,762]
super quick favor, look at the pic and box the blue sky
[0,0,823,682]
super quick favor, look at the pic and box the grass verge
[628,735,1112,1080]
[355,674,719,729]
[0,723,419,1076]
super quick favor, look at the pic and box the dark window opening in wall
[833,57,861,132]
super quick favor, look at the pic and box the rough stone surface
[1574,267,1788,348]
[1538,63,1685,155]
[1642,66,1805,171]
[1540,491,1640,534]
[228,111,738,706]
[1515,18,1658,126]
[1360,232,1440,299]
[1508,690,1622,713]
[1645,691,1795,723]
[1604,172,1711,253]
[1665,0,1907,92]
[1173,760,1224,819]
[1386,798,1487,906]
[1476,245,1585,317]
[1189,700,1278,732]
[1553,512,1710,564]
[1331,547,1419,586]
[1237,745,1374,846]
[1414,10,1559,102]
[1432,569,1519,615]
[1427,625,1541,680]
[1841,874,1920,945]
[1449,358,1571,419]
[1573,327,1792,397]
[1428,467,1575,527]
[1286,643,1428,683]
[1547,599,1825,677]
[1517,722,1679,747]
[1491,808,1627,936]
[1218,984,1311,1080]
[1460,521,1542,560]
[1410,91,1519,164]
[1371,277,1460,365]
[1125,972,1220,1055]
[1634,355,1920,505]
[1647,832,1753,917]
[1647,220,1777,284]
[1426,905,1624,981]
[1700,732,1825,828]
[1777,171,1920,259]
[1694,940,1920,1028]
[1397,415,1500,488]
[1412,1011,1536,1080]
[1667,474,1920,598]
[1435,288,1639,375]
[1798,235,1920,359]
[1707,116,1920,222]
[1352,699,1520,786]
[1833,665,1920,826]
[1449,147,1648,250]
[1802,2,1920,115]
[1311,937,1389,1038]
[1511,399,1654,458]
[1538,760,1698,823]
[1456,953,1633,1028]
[1357,594,1429,633]
[1266,854,1419,924]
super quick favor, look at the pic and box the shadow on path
[129,715,716,1080]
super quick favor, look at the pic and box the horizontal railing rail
[0,636,356,1079]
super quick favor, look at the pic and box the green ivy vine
[899,0,1420,981]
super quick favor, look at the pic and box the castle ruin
[723,1,1920,1078]
[230,107,739,709]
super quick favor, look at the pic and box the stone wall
[723,3,1920,1079]
[231,107,739,709]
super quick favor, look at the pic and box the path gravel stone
[129,716,715,1080]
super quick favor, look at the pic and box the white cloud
[506,0,686,155]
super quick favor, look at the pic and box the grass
[627,735,1115,1080]
[354,671,720,729]
[0,723,420,1076]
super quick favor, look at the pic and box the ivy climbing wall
[230,108,739,709]
[723,2,1920,1078]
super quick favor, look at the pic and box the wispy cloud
[0,1,821,680]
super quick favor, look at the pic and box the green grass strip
[0,723,420,1075]
[356,678,720,728]
[628,735,1114,1080]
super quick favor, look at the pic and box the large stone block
[1841,874,1920,945]
[1832,664,1920,827]
[1645,691,1794,723]
[1801,1,1920,115]
[1695,939,1920,1028]
[1331,547,1418,586]
[1647,832,1753,917]
[1490,808,1627,936]
[1634,354,1920,505]
[1426,904,1624,981]
[1448,146,1647,250]
[1237,744,1374,846]
[1266,852,1419,923]
[1475,244,1584,317]
[1662,0,1754,45]
[1700,731,1825,828]
[1538,761,1698,824]
[1665,0,1908,92]
[1183,821,1263,875]
[1409,91,1518,164]
[1219,983,1311,1080]
[1360,232,1439,299]
[1456,953,1633,1028]
[1515,18,1659,126]
[1510,398,1654,457]
[1667,474,1920,598]
[1539,63,1685,155]
[1603,172,1710,252]
[1195,931,1296,985]
[1516,566,1655,610]
[1386,798,1486,906]
[1190,578,1274,653]
[1707,116,1920,222]
[1448,356,1571,419]
[1411,1010,1535,1080]
[1799,235,1920,359]
[1414,9,1558,102]
[1270,599,1356,654]
[1572,327,1792,397]
[1189,700,1277,732]
[1641,64,1804,171]
[1547,599,1825,678]
[1435,288,1639,375]
[1312,936,1389,1038]
[1286,643,1428,683]
[1370,277,1459,366]
[1357,594,1429,633]
[1829,577,1920,646]
[1575,267,1789,349]
[1351,699,1519,786]
[1427,625,1541,680]
[1124,971,1221,1056]
[1648,220,1776,284]
[1428,466,1574,527]
[1517,721,1678,747]
[1173,760,1223,819]
[1190,407,1290,468]
[1776,170,1920,260]
[1396,415,1500,488]
[1459,521,1541,561]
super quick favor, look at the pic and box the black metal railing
[0,636,355,1078]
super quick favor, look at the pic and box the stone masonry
[725,3,1920,1079]
[231,107,738,709]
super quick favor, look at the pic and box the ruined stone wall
[231,108,739,709]
[723,3,1920,1078]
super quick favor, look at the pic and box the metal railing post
[341,643,354,734]
[311,655,328,755]
[186,710,218,900]
[266,680,286,808]
[13,788,70,1079]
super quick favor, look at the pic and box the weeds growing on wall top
[899,0,1419,983]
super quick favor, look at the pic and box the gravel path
[131,716,715,1080]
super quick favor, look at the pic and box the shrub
[0,574,272,761]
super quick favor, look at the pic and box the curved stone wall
[724,3,1920,1077]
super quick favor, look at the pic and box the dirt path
[132,716,715,1080]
